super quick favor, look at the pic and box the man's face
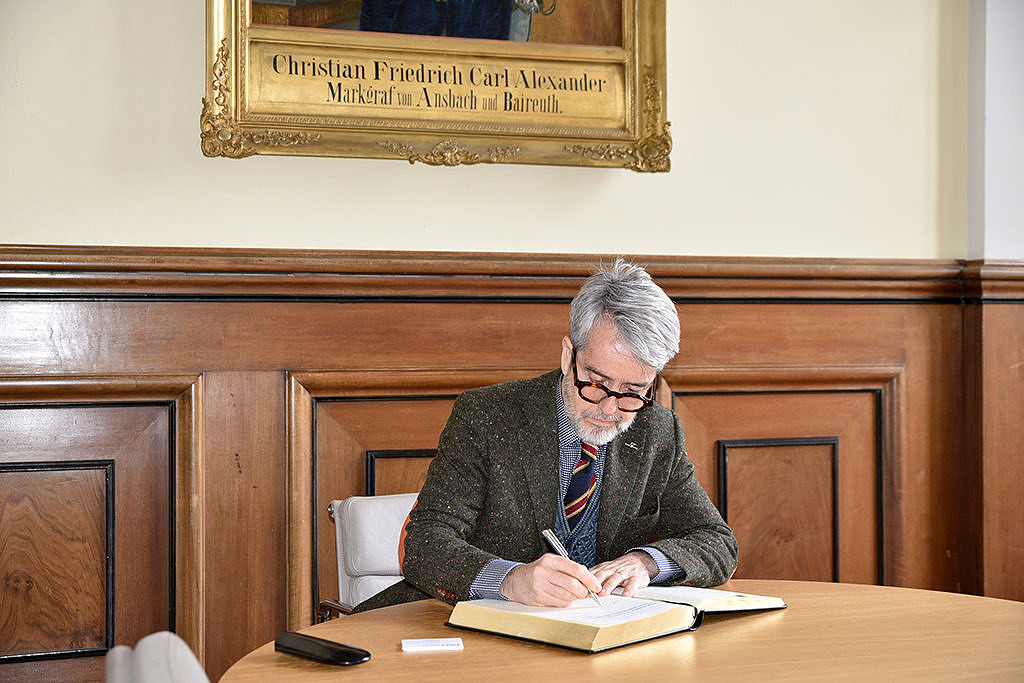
[559,319,658,446]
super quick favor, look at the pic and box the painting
[202,0,669,170]
[250,1,623,47]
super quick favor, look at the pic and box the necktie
[564,442,598,532]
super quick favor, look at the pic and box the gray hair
[569,258,680,370]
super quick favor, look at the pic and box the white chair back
[105,631,209,683]
[331,492,418,611]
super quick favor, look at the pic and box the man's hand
[499,553,603,607]
[590,551,658,597]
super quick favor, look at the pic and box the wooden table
[220,580,1024,681]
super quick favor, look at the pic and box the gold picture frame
[202,1,669,171]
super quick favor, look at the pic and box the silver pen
[541,528,603,606]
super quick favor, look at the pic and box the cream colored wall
[0,1,970,258]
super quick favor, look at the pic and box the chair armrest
[317,598,352,622]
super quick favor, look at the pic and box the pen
[541,528,603,606]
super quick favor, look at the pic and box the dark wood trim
[364,449,438,496]
[961,260,1024,300]
[0,245,974,301]
[0,375,204,403]
[286,374,315,632]
[0,244,967,278]
[289,369,547,397]
[717,438,841,583]
[172,377,205,666]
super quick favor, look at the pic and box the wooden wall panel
[720,440,838,582]
[291,370,546,628]
[674,390,880,585]
[202,372,286,681]
[978,304,1024,600]
[367,450,435,495]
[0,466,109,656]
[1,246,1020,681]
[0,404,170,682]
[314,398,453,608]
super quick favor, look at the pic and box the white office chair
[320,492,418,618]
[105,631,209,683]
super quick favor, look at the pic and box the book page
[480,595,682,626]
[619,585,785,611]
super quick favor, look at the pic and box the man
[356,259,737,611]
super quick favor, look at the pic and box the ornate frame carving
[203,1,669,171]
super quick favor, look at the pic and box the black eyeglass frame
[570,348,656,413]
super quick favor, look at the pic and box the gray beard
[561,374,635,445]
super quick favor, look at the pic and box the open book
[446,586,785,653]
[447,595,701,652]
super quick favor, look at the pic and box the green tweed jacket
[354,370,737,611]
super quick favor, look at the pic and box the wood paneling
[366,450,435,495]
[0,245,964,300]
[0,465,109,657]
[202,372,286,680]
[0,376,202,683]
[979,304,1024,600]
[719,440,838,582]
[0,246,1020,680]
[675,389,880,585]
[964,300,1024,601]
[0,403,170,682]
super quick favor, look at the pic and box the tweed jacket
[355,370,737,611]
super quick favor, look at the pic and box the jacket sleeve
[646,414,738,586]
[400,393,502,604]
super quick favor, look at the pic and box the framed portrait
[202,1,670,171]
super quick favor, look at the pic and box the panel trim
[0,459,115,662]
[717,438,840,583]
[364,449,437,496]
[962,260,1024,300]
[0,245,976,301]
[0,375,206,666]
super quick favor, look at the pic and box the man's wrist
[468,558,521,601]
[629,546,683,584]
[630,550,659,578]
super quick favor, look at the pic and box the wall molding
[2,245,1000,301]
[962,260,1024,300]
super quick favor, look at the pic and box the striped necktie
[564,442,598,532]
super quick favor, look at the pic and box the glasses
[570,348,655,413]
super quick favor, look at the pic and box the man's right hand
[499,553,603,607]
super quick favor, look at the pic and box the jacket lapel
[596,415,650,559]
[515,373,561,542]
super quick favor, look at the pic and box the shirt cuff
[630,546,684,584]
[468,558,522,600]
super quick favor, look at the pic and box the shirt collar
[556,371,583,449]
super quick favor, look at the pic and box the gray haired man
[357,259,737,611]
